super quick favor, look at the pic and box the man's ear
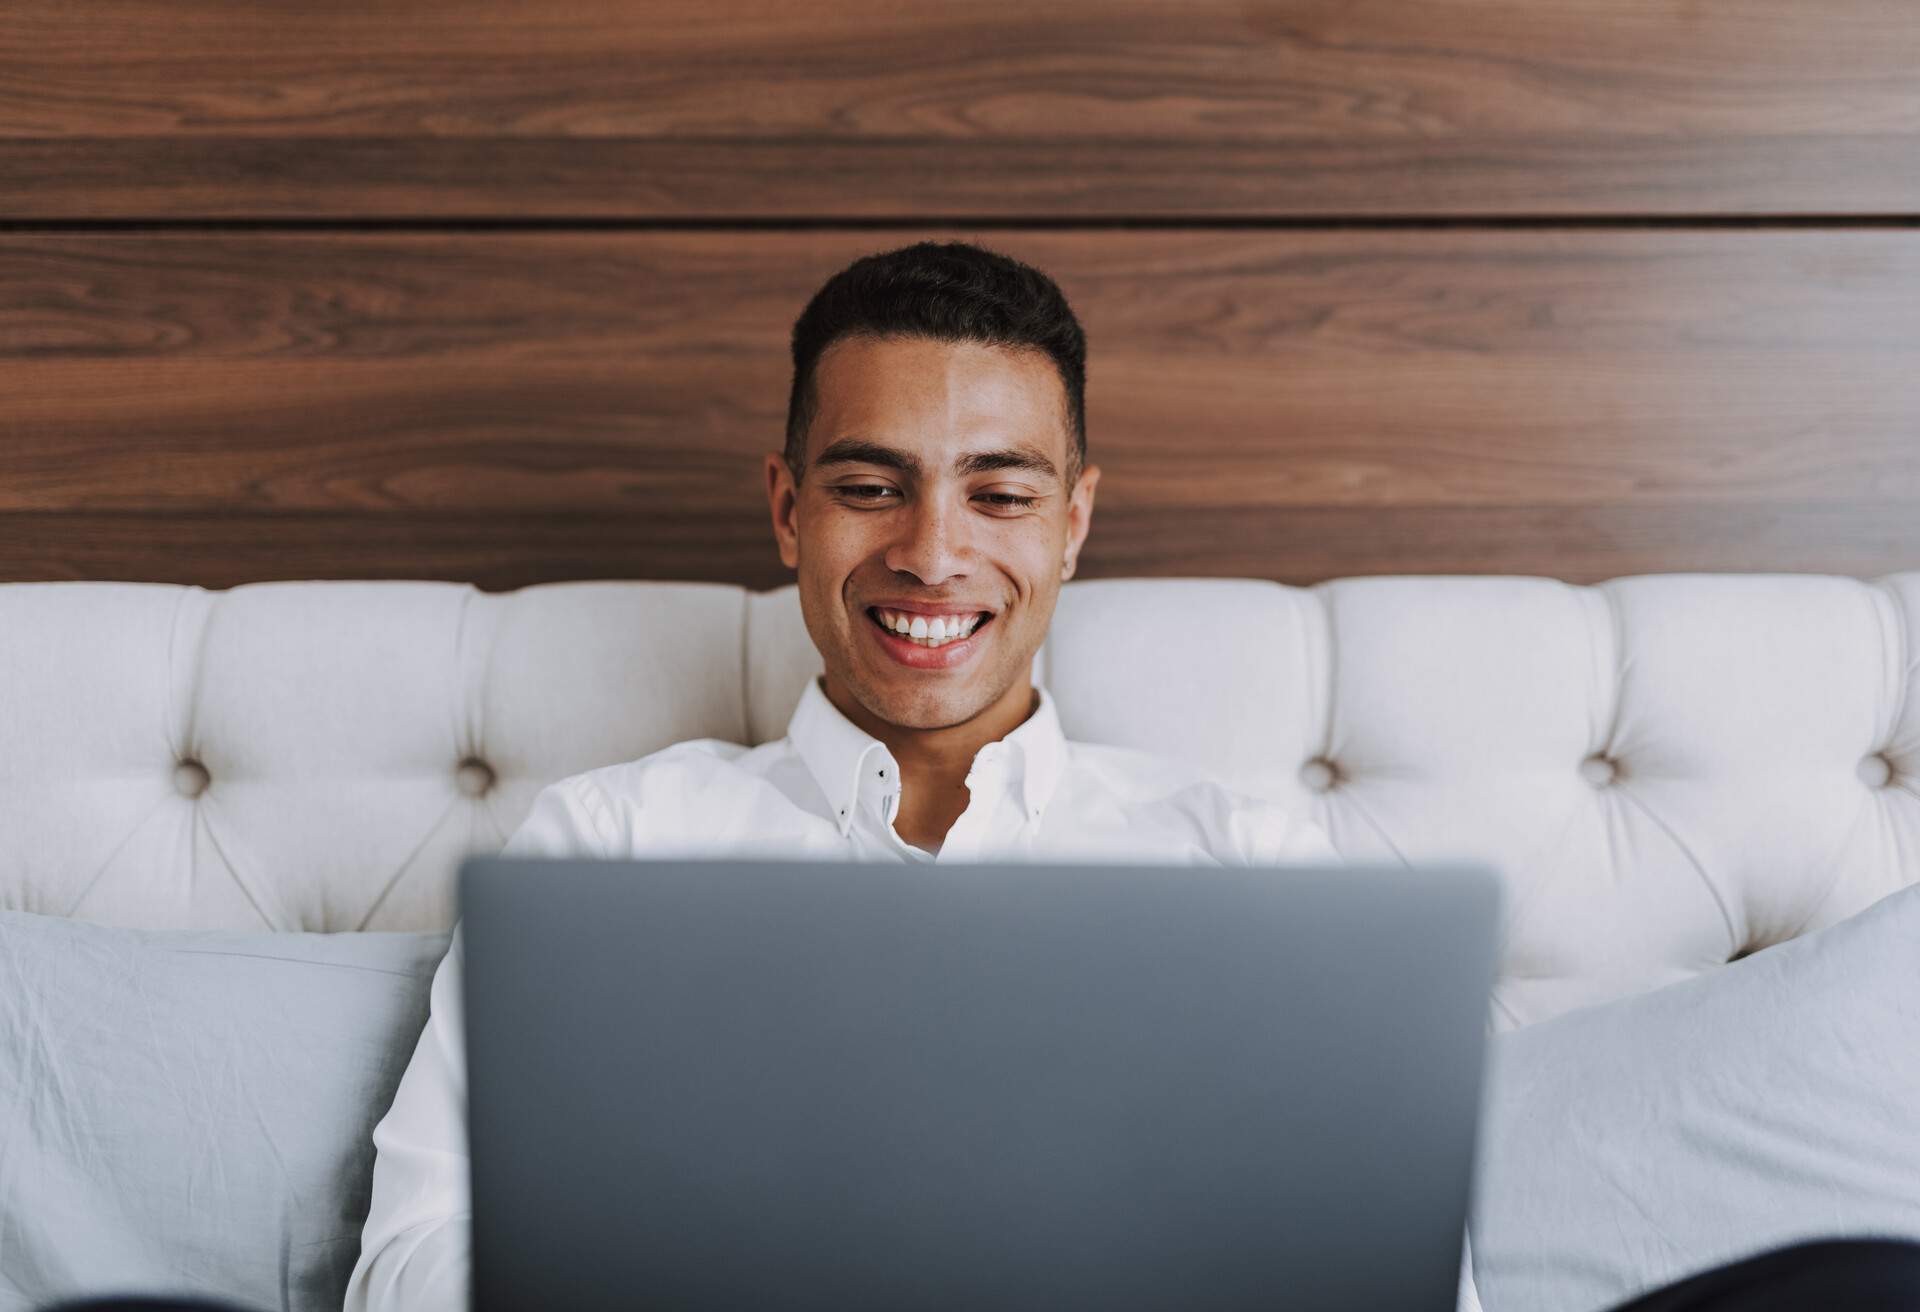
[1061,462,1100,581]
[765,452,801,570]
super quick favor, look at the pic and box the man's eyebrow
[955,446,1059,480]
[813,438,922,476]
[812,438,1059,482]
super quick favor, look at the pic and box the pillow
[0,911,450,1312]
[1471,883,1920,1312]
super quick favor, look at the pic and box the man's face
[766,333,1099,731]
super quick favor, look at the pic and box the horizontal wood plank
[8,227,1920,583]
[6,0,1920,218]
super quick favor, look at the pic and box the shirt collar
[787,676,1068,837]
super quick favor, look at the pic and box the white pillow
[1471,883,1920,1312]
[0,910,449,1312]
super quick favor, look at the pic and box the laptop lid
[460,857,1501,1312]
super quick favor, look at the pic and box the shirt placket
[935,750,1011,863]
[861,755,931,861]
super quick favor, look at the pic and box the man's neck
[819,674,1039,849]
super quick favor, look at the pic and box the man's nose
[884,493,971,584]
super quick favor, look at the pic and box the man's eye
[977,492,1038,509]
[836,485,899,502]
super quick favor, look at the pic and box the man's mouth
[866,606,993,649]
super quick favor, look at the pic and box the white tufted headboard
[4,573,1916,1031]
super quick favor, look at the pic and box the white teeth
[873,609,988,647]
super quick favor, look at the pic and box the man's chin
[846,666,1005,733]
[862,685,983,732]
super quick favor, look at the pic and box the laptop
[458,856,1502,1311]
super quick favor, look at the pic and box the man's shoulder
[1064,738,1251,805]
[548,735,772,806]
[502,737,802,858]
[1062,739,1339,863]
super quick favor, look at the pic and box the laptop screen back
[460,857,1500,1312]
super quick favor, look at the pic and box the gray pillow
[1472,882,1920,1312]
[0,911,449,1312]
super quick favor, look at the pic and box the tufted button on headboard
[454,757,496,797]
[172,758,211,798]
[1858,751,1896,789]
[1578,754,1619,787]
[4,572,1918,1032]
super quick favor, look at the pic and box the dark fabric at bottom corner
[1606,1238,1920,1312]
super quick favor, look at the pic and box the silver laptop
[458,856,1502,1311]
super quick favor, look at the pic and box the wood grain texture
[7,227,1920,585]
[6,0,1920,218]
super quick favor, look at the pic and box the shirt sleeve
[342,777,615,1312]
[1224,792,1343,867]
[1459,1227,1484,1312]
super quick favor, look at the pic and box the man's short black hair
[784,240,1087,482]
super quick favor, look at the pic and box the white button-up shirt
[343,677,1481,1312]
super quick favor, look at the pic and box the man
[343,241,1919,1312]
[340,238,1377,1311]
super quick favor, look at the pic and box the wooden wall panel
[8,1,1920,587]
[6,1,1920,219]
[6,228,1918,588]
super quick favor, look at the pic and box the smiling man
[768,326,1102,856]
[341,240,1364,1312]
[774,335,1080,851]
